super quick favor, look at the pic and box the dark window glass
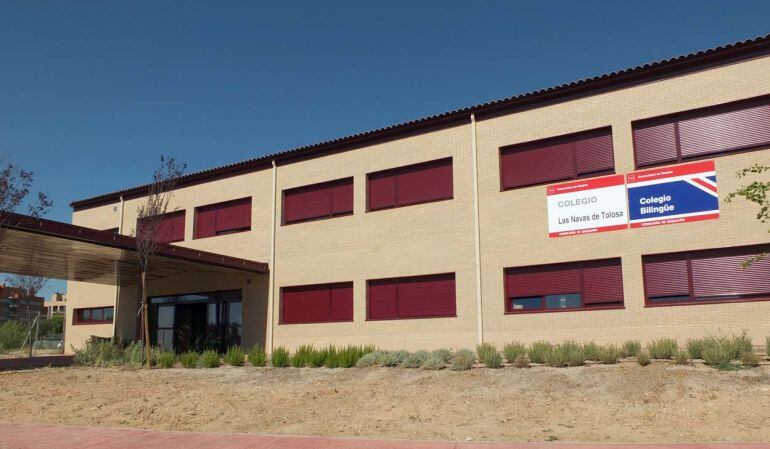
[545,293,581,309]
[511,297,542,310]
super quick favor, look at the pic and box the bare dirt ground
[1,363,769,443]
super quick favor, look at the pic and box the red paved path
[0,422,767,449]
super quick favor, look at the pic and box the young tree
[135,156,186,366]
[725,164,769,266]
[0,158,52,243]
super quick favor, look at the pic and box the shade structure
[0,213,268,286]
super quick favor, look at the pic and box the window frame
[499,127,615,191]
[193,197,252,239]
[279,281,354,325]
[632,94,770,169]
[642,244,770,307]
[503,258,625,315]
[366,157,454,212]
[72,306,114,325]
[366,272,457,321]
[281,177,354,226]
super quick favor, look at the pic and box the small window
[194,197,251,239]
[367,158,453,211]
[137,210,185,243]
[643,244,770,306]
[280,282,354,324]
[504,258,623,314]
[500,128,614,190]
[367,273,456,320]
[282,178,353,225]
[73,306,114,325]
[633,96,770,168]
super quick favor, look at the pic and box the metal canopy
[0,213,268,286]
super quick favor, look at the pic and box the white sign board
[546,174,628,237]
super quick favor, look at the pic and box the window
[194,197,251,239]
[73,306,114,325]
[280,282,353,324]
[367,273,456,320]
[504,258,624,313]
[282,177,353,225]
[500,128,614,190]
[643,244,770,306]
[367,158,453,211]
[137,210,185,243]
[633,96,770,167]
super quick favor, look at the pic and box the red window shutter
[574,132,614,175]
[284,184,332,223]
[367,280,398,319]
[505,263,581,297]
[678,104,770,158]
[396,274,456,318]
[329,283,354,321]
[501,142,573,189]
[144,211,185,243]
[582,259,624,304]
[330,179,354,215]
[194,207,217,239]
[690,250,770,298]
[396,159,453,206]
[367,171,397,211]
[643,256,690,298]
[633,122,678,167]
[281,286,330,324]
[216,198,251,233]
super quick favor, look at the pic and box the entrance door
[175,303,207,353]
[156,304,175,351]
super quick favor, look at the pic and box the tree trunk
[141,261,152,368]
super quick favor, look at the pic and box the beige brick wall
[65,53,770,353]
[476,55,770,347]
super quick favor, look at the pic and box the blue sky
[1,1,769,297]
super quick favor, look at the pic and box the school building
[58,35,770,353]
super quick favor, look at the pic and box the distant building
[43,292,67,319]
[0,283,44,324]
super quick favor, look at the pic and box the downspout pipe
[265,160,278,353]
[470,114,484,344]
[112,195,125,341]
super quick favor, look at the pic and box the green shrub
[156,350,176,368]
[620,340,641,358]
[391,350,409,364]
[309,348,327,367]
[674,350,690,366]
[271,346,291,367]
[179,351,199,368]
[323,345,339,368]
[637,351,651,366]
[422,354,446,370]
[0,320,26,351]
[122,342,143,366]
[545,341,585,367]
[582,342,602,362]
[686,339,705,359]
[599,344,620,364]
[201,350,220,368]
[338,345,367,368]
[502,342,527,363]
[741,351,760,368]
[248,345,267,367]
[431,348,452,363]
[513,354,530,368]
[700,336,738,370]
[528,341,553,364]
[450,349,475,371]
[73,340,125,367]
[476,344,502,368]
[725,332,752,360]
[476,342,497,363]
[291,344,316,367]
[224,346,245,367]
[378,351,400,367]
[403,351,429,369]
[647,338,678,359]
[356,352,378,368]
